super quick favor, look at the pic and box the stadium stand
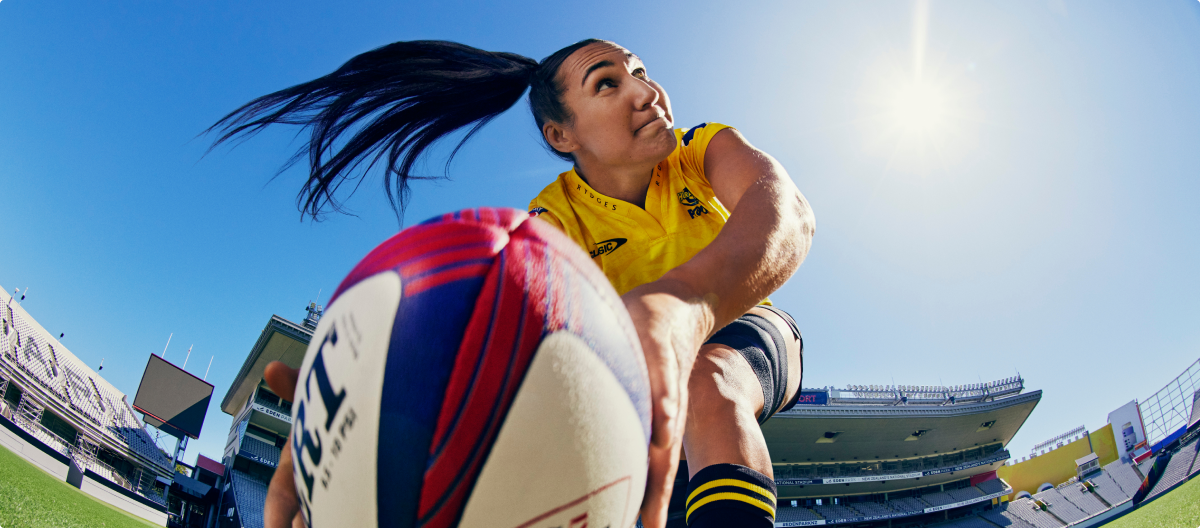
[814,503,860,522]
[1057,482,1107,516]
[886,496,930,513]
[0,295,173,507]
[1004,498,1064,528]
[1087,471,1130,505]
[1031,488,1087,524]
[1104,460,1145,497]
[976,478,1007,495]
[775,505,824,523]
[230,469,269,528]
[979,506,1038,528]
[239,435,281,468]
[1143,435,1198,501]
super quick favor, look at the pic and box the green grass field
[1105,475,1200,528]
[0,444,161,528]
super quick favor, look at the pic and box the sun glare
[890,80,949,136]
[854,0,980,176]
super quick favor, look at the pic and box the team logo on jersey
[590,238,627,258]
[681,123,708,147]
[677,187,700,207]
[529,207,549,217]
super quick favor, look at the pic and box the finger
[264,434,301,528]
[265,361,301,402]
[639,437,684,528]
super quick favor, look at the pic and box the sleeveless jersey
[529,122,768,304]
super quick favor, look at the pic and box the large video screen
[132,354,214,439]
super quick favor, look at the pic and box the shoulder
[672,122,734,175]
[528,171,573,230]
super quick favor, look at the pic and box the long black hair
[208,38,606,219]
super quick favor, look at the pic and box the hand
[622,280,713,528]
[262,361,305,528]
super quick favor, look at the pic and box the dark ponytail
[210,38,609,220]
[208,40,534,218]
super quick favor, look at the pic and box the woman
[214,38,815,528]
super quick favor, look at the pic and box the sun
[889,80,950,137]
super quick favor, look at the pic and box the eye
[596,78,617,92]
[632,67,648,79]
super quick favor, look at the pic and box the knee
[687,346,763,420]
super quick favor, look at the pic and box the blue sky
[2,0,1199,465]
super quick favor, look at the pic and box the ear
[542,121,579,155]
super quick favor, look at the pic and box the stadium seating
[979,506,1037,528]
[1144,436,1199,501]
[846,500,892,517]
[1004,498,1065,528]
[239,436,281,468]
[774,506,824,523]
[0,306,175,504]
[1103,460,1145,497]
[230,470,269,528]
[885,496,930,513]
[1087,471,1130,505]
[813,503,859,521]
[1031,488,1087,524]
[1056,482,1107,516]
[975,478,1007,495]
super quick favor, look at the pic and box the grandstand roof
[220,315,311,416]
[765,390,1040,463]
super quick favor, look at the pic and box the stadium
[2,276,1199,528]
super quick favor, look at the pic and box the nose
[631,75,659,111]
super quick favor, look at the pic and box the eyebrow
[581,60,615,87]
[580,51,640,88]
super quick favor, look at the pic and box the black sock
[685,464,776,527]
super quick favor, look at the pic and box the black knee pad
[686,463,776,527]
[705,306,802,423]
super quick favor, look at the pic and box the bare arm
[631,127,813,528]
[672,126,814,331]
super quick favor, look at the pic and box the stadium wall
[1091,423,1121,466]
[998,431,1096,498]
[74,467,169,525]
[0,411,70,480]
[997,425,1119,500]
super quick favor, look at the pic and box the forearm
[662,171,814,336]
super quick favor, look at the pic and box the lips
[635,114,669,133]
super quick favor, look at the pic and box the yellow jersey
[529,122,767,304]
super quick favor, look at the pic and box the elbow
[786,190,815,269]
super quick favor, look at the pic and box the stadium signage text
[775,451,1009,486]
[922,488,1010,514]
[253,403,292,424]
[822,472,922,484]
[791,390,828,406]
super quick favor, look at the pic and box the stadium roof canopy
[220,315,312,416]
[764,390,1039,497]
[766,391,1039,462]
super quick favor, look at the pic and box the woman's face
[549,42,677,170]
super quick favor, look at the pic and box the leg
[683,342,772,478]
[679,307,803,527]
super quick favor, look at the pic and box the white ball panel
[458,331,648,528]
[293,272,402,528]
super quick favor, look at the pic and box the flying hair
[208,38,608,220]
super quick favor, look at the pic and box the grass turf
[1105,475,1200,528]
[0,444,161,528]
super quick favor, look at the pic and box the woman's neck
[575,160,656,209]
